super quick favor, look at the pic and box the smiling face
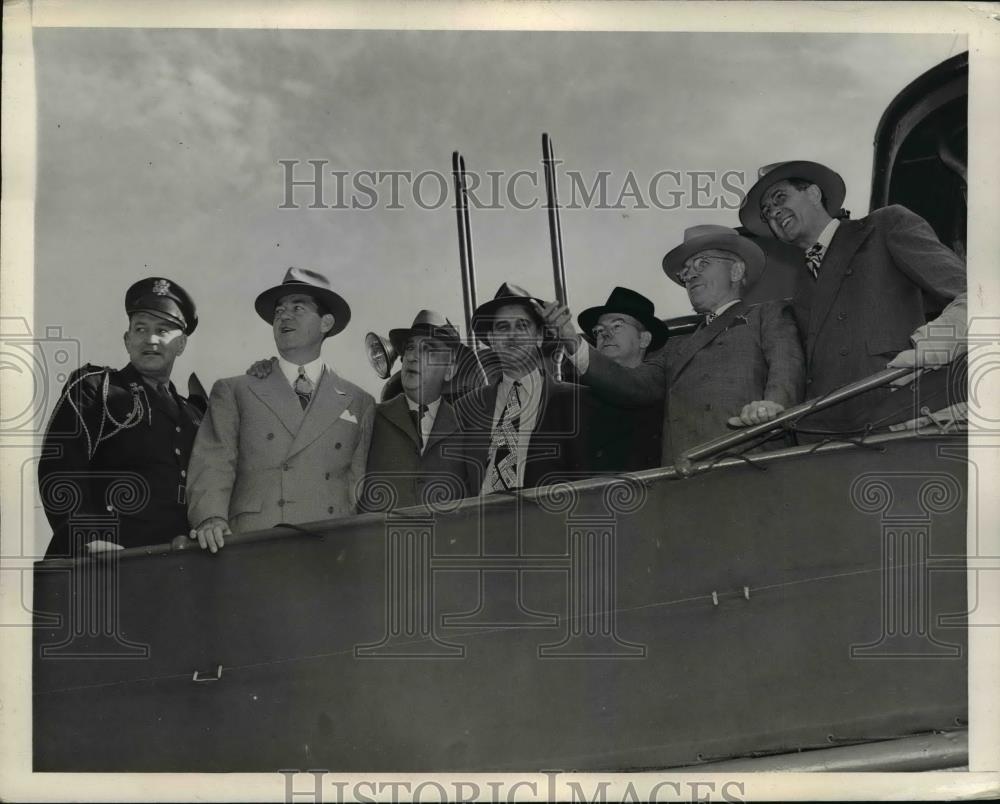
[123,312,187,384]
[400,335,455,405]
[677,249,745,314]
[487,303,543,378]
[272,293,334,362]
[759,179,831,248]
[593,313,651,368]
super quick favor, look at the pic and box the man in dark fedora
[455,283,583,493]
[574,287,669,472]
[540,226,804,464]
[360,310,479,511]
[187,267,375,552]
[38,277,202,558]
[740,160,966,432]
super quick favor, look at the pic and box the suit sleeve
[37,370,103,539]
[348,393,376,513]
[883,205,966,303]
[760,301,806,408]
[579,342,668,408]
[186,379,240,528]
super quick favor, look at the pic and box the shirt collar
[814,218,841,253]
[277,355,325,386]
[405,394,442,417]
[501,368,542,396]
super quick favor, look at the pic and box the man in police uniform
[38,278,201,558]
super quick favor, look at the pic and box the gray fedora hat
[662,225,766,288]
[738,160,847,238]
[254,267,351,338]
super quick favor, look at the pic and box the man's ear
[730,260,747,284]
[320,313,336,335]
[175,333,187,356]
[805,183,824,208]
[638,330,652,350]
[444,361,456,383]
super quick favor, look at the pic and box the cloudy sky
[33,28,964,398]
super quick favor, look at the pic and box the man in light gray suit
[187,267,375,552]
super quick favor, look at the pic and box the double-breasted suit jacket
[453,375,585,490]
[186,362,375,534]
[361,393,478,512]
[793,205,966,431]
[583,300,805,463]
[38,363,202,557]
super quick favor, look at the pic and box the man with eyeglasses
[740,160,966,432]
[454,283,582,493]
[574,287,669,472]
[537,226,804,464]
[186,267,375,553]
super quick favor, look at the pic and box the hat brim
[387,325,471,362]
[738,161,847,238]
[662,233,766,289]
[471,295,545,339]
[128,306,193,334]
[254,283,351,338]
[577,305,669,352]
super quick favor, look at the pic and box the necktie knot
[805,243,824,279]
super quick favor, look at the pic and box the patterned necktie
[409,404,428,451]
[485,381,523,492]
[805,243,824,280]
[704,311,718,326]
[294,366,314,410]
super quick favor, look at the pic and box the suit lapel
[668,302,746,381]
[382,394,422,451]
[248,364,304,436]
[807,219,872,360]
[424,398,458,453]
[288,367,352,457]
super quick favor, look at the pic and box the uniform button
[325,472,331,480]
[839,347,849,356]
[174,447,181,455]
[180,470,187,478]
[175,426,182,433]
[837,312,847,321]
[335,442,342,449]
[267,433,275,440]
[327,506,334,514]
[106,504,115,512]
[277,499,285,507]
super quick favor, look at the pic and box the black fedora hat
[254,267,351,338]
[577,287,669,351]
[388,309,472,362]
[471,283,546,340]
[125,277,198,335]
[738,160,847,238]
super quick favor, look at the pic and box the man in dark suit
[454,283,582,493]
[38,278,202,558]
[539,227,805,465]
[739,160,967,432]
[361,310,478,511]
[575,287,669,473]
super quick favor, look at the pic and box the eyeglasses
[678,255,736,280]
[591,319,638,341]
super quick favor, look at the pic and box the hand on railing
[727,400,785,428]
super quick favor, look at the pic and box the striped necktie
[294,366,314,410]
[409,404,428,451]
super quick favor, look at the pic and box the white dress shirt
[404,394,442,454]
[276,355,326,389]
[810,217,841,263]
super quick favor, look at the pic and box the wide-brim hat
[125,277,198,335]
[662,225,766,288]
[254,267,351,338]
[471,283,546,340]
[738,160,847,238]
[577,286,670,351]
[388,309,472,362]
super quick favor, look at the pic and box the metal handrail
[678,366,918,465]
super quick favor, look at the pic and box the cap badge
[152,279,171,296]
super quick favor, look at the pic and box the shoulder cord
[49,370,147,461]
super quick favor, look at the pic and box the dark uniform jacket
[361,393,478,512]
[38,363,202,558]
[793,205,966,432]
[453,374,585,491]
[583,300,805,464]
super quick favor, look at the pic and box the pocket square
[340,409,359,424]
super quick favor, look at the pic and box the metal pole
[452,151,478,346]
[542,133,568,306]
